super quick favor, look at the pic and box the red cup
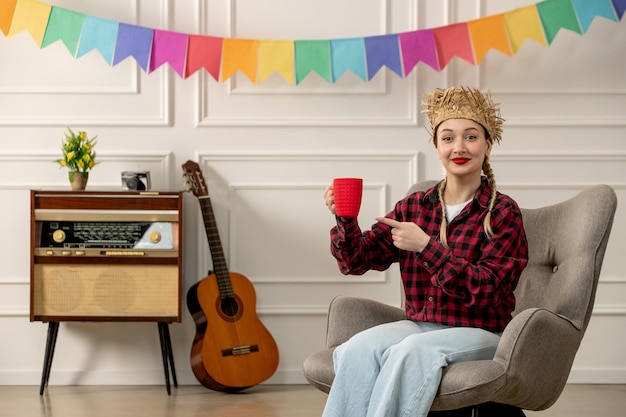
[333,178,363,218]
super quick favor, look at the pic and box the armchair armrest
[492,308,582,410]
[326,295,405,348]
[432,308,582,411]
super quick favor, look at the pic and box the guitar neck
[198,196,233,297]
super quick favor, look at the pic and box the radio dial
[149,231,162,244]
[52,229,66,243]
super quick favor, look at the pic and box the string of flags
[0,0,624,84]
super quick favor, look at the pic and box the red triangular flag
[185,35,223,80]
[433,23,475,69]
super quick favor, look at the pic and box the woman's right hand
[323,184,337,216]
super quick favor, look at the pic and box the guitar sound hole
[220,296,239,317]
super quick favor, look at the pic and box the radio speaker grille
[33,264,178,318]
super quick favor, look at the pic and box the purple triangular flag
[113,23,154,72]
[612,0,626,19]
[364,34,403,80]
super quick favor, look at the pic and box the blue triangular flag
[77,16,119,64]
[330,38,367,82]
[571,0,618,32]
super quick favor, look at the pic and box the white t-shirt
[446,200,472,223]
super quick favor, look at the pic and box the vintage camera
[121,171,151,191]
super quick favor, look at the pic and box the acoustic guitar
[182,160,279,392]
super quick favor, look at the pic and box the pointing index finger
[376,217,401,228]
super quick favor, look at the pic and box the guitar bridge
[221,344,259,357]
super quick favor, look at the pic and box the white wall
[0,0,624,387]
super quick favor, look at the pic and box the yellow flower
[55,127,98,173]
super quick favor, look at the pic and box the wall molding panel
[195,0,419,127]
[0,0,172,127]
[0,151,175,190]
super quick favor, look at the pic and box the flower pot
[69,171,89,191]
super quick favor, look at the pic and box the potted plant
[55,127,98,191]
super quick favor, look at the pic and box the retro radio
[30,191,183,322]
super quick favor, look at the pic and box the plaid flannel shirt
[330,179,528,332]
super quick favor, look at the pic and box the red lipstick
[451,157,470,165]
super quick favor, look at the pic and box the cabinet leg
[163,323,178,388]
[158,323,177,395]
[39,322,60,395]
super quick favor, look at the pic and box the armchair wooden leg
[475,403,526,416]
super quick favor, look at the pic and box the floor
[0,384,624,417]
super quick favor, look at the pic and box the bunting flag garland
[572,0,619,32]
[112,23,153,72]
[77,16,119,64]
[40,6,83,54]
[0,0,624,85]
[536,0,581,45]
[259,40,294,84]
[468,14,512,63]
[398,30,438,73]
[364,34,403,80]
[330,38,367,82]
[6,0,50,45]
[150,30,188,77]
[503,5,547,53]
[294,40,331,83]
[220,38,259,83]
[185,35,223,80]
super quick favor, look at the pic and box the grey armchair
[303,182,617,416]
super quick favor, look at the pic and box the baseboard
[567,368,626,384]
[0,368,310,386]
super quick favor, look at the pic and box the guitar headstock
[182,160,208,198]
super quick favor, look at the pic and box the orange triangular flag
[0,0,18,36]
[220,38,259,83]
[468,14,512,63]
[258,40,294,84]
[503,5,547,54]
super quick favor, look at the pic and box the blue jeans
[322,320,501,417]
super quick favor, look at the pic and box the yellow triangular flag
[503,5,546,54]
[468,14,512,64]
[7,0,52,46]
[221,38,259,83]
[258,40,294,84]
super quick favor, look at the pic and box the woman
[322,87,529,417]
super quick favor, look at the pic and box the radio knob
[149,231,162,244]
[52,229,66,243]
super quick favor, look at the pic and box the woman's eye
[465,135,477,141]
[441,136,453,142]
